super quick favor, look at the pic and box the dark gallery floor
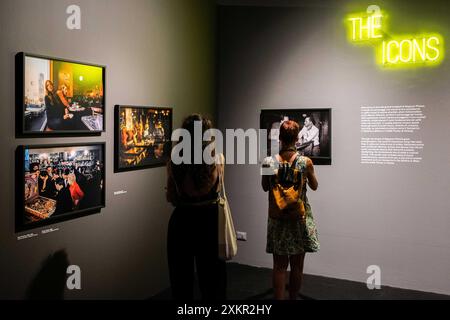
[151,263,450,300]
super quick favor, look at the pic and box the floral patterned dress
[263,155,320,255]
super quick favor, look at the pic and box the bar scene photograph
[115,106,172,172]
[21,54,105,134]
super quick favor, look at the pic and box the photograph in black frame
[260,108,332,165]
[16,143,106,232]
[114,105,173,172]
[16,52,106,137]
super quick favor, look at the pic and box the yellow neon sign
[347,13,383,41]
[346,6,445,68]
[378,34,443,67]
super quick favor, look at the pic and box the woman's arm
[56,91,73,119]
[306,158,318,191]
[261,175,270,192]
[57,90,70,108]
[45,96,52,108]
[261,157,274,192]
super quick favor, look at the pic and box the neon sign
[347,10,384,41]
[346,6,445,68]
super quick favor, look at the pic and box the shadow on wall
[26,249,70,300]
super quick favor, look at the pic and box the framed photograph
[16,143,106,232]
[260,108,332,165]
[114,105,172,172]
[16,52,106,136]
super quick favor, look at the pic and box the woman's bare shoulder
[300,156,314,169]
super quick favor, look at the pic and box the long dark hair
[45,80,55,103]
[171,114,216,190]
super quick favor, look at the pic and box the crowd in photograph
[27,160,103,217]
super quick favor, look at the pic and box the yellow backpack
[270,154,306,221]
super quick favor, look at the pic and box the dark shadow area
[151,263,450,300]
[26,249,70,300]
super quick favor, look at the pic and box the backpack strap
[272,152,301,186]
[296,155,308,200]
[290,153,300,170]
[291,154,303,190]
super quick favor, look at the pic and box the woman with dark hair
[45,81,73,131]
[262,120,320,300]
[45,80,61,131]
[166,114,227,301]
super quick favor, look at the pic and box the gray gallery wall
[217,0,450,294]
[0,0,216,299]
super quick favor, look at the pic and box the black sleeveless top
[171,164,220,206]
[45,93,65,130]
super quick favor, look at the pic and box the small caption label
[17,233,39,241]
[41,227,60,234]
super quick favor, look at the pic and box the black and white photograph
[260,109,332,165]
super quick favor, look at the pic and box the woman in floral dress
[262,120,320,300]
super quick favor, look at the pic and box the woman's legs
[196,205,227,300]
[273,254,289,300]
[167,210,195,300]
[288,253,305,300]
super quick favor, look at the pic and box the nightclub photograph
[21,144,105,228]
[115,106,172,172]
[21,54,105,134]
